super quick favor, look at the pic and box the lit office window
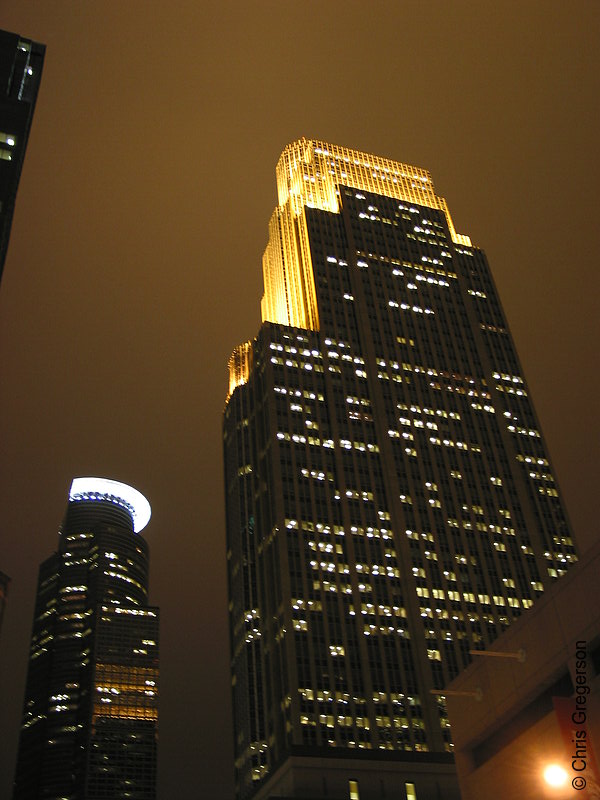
[348,779,360,800]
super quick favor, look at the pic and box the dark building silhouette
[14,478,158,800]
[0,570,9,641]
[0,29,45,283]
[223,139,578,800]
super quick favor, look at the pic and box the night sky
[0,3,598,798]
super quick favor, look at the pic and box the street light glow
[544,764,568,787]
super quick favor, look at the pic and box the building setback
[223,139,578,800]
[0,29,45,282]
[13,478,159,800]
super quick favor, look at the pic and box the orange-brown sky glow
[1,3,599,798]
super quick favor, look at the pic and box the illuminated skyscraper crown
[68,477,151,533]
[230,138,472,399]
[260,138,471,333]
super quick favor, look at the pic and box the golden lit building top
[227,138,473,401]
[275,138,470,245]
[260,138,471,333]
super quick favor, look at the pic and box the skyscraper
[0,29,45,283]
[223,139,578,800]
[14,478,159,800]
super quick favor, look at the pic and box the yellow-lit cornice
[228,138,473,403]
[275,138,471,247]
[260,138,471,333]
[260,202,320,333]
[227,340,253,401]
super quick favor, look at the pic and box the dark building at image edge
[0,29,45,283]
[13,478,159,800]
[223,139,577,800]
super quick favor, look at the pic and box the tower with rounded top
[14,478,159,800]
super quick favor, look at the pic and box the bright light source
[544,764,568,787]
[69,477,151,533]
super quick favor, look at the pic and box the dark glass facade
[0,29,45,282]
[224,140,577,800]
[14,480,158,800]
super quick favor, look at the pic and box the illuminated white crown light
[69,477,151,533]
